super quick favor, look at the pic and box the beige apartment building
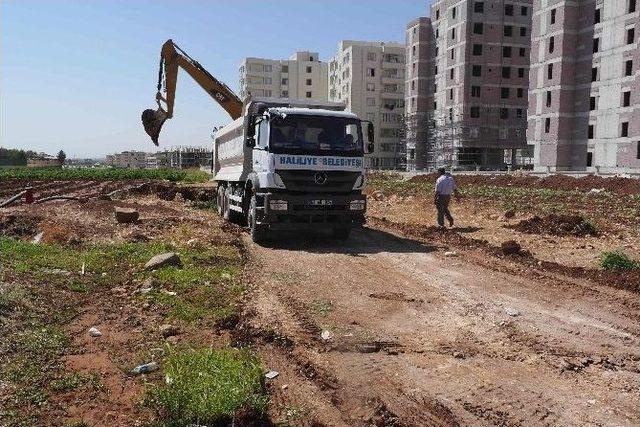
[328,41,406,169]
[239,52,328,102]
[528,0,639,173]
[406,0,534,170]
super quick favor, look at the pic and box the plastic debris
[131,362,159,375]
[265,370,279,379]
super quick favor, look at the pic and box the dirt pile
[0,214,41,238]
[509,214,598,237]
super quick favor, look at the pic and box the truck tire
[332,227,351,240]
[248,195,267,244]
[216,185,224,216]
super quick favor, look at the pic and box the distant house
[27,155,61,168]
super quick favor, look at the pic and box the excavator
[141,39,243,145]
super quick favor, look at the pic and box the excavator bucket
[141,108,168,146]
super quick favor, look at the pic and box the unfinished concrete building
[405,0,534,170]
[528,0,639,173]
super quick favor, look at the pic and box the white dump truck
[214,98,374,242]
[142,41,373,243]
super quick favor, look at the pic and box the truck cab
[213,98,373,243]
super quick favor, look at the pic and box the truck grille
[278,170,360,193]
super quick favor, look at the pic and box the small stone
[453,351,465,359]
[144,252,182,270]
[159,324,180,338]
[88,327,102,337]
[505,307,520,317]
[32,232,44,244]
[166,335,179,345]
[321,330,332,341]
[131,362,159,375]
[139,287,152,294]
[444,251,458,257]
[265,370,279,379]
[161,289,177,296]
[504,210,516,219]
[281,384,288,390]
[114,207,139,224]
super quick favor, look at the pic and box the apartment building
[328,41,406,169]
[239,52,328,102]
[406,0,533,170]
[105,151,149,169]
[528,0,639,173]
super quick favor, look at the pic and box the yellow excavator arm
[141,39,243,145]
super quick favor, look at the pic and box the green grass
[50,372,101,392]
[0,284,29,316]
[310,299,333,317]
[600,251,640,271]
[148,348,268,426]
[0,167,209,183]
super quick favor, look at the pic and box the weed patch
[0,167,208,182]
[148,348,268,426]
[601,251,639,271]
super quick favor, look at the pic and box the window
[505,4,514,16]
[502,67,511,78]
[473,23,484,34]
[595,8,601,24]
[503,46,512,58]
[630,0,637,13]
[367,68,376,77]
[449,88,454,100]
[500,108,509,119]
[501,87,510,99]
[550,9,556,24]
[434,101,438,110]
[281,90,288,98]
[412,46,417,57]
[366,112,376,121]
[517,88,524,98]
[623,91,631,107]
[545,118,551,133]
[436,28,440,38]
[518,68,525,78]
[637,141,640,159]
[519,47,526,57]
[521,6,528,16]
[622,122,629,137]
[474,1,484,13]
[549,37,555,53]
[306,79,312,85]
[625,60,633,76]
[473,44,483,55]
[546,91,552,107]
[504,25,513,37]
[471,106,480,118]
[306,91,312,98]
[452,6,457,18]
[263,90,272,97]
[366,98,376,106]
[281,65,289,73]
[435,65,438,74]
[367,52,377,61]
[306,66,312,73]
[593,38,600,53]
[588,124,594,139]
[450,48,455,59]
[436,8,440,19]
[628,28,635,44]
[471,86,481,97]
[520,27,527,37]
[587,152,593,166]
[592,66,599,81]
[281,78,289,85]
[590,96,596,110]
[411,81,416,91]
[451,28,456,40]
[516,109,524,118]
[472,65,482,76]
[548,63,554,80]
[367,82,375,91]
[450,68,455,79]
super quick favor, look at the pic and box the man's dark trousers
[435,194,453,227]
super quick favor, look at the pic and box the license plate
[310,199,333,206]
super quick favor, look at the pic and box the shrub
[600,251,639,271]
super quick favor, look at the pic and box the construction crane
[141,39,243,145]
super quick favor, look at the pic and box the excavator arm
[141,39,243,145]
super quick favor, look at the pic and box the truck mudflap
[256,192,366,230]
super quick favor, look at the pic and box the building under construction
[405,0,534,171]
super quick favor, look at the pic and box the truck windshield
[269,115,363,156]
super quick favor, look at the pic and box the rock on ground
[144,252,182,270]
[114,207,139,224]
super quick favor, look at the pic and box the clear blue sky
[1,0,429,158]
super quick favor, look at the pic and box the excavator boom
[141,39,243,145]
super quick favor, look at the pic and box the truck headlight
[269,200,288,211]
[349,200,366,211]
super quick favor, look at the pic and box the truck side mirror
[367,122,375,143]
[246,116,256,138]
[246,137,256,148]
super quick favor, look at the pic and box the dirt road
[246,226,640,426]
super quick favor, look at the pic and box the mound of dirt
[508,214,598,237]
[0,214,41,238]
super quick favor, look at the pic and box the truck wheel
[216,185,224,216]
[248,195,267,244]
[332,227,351,240]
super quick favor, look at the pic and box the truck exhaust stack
[141,108,168,146]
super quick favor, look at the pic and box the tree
[57,150,66,165]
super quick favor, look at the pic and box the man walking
[434,167,460,228]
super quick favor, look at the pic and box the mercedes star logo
[314,172,328,185]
